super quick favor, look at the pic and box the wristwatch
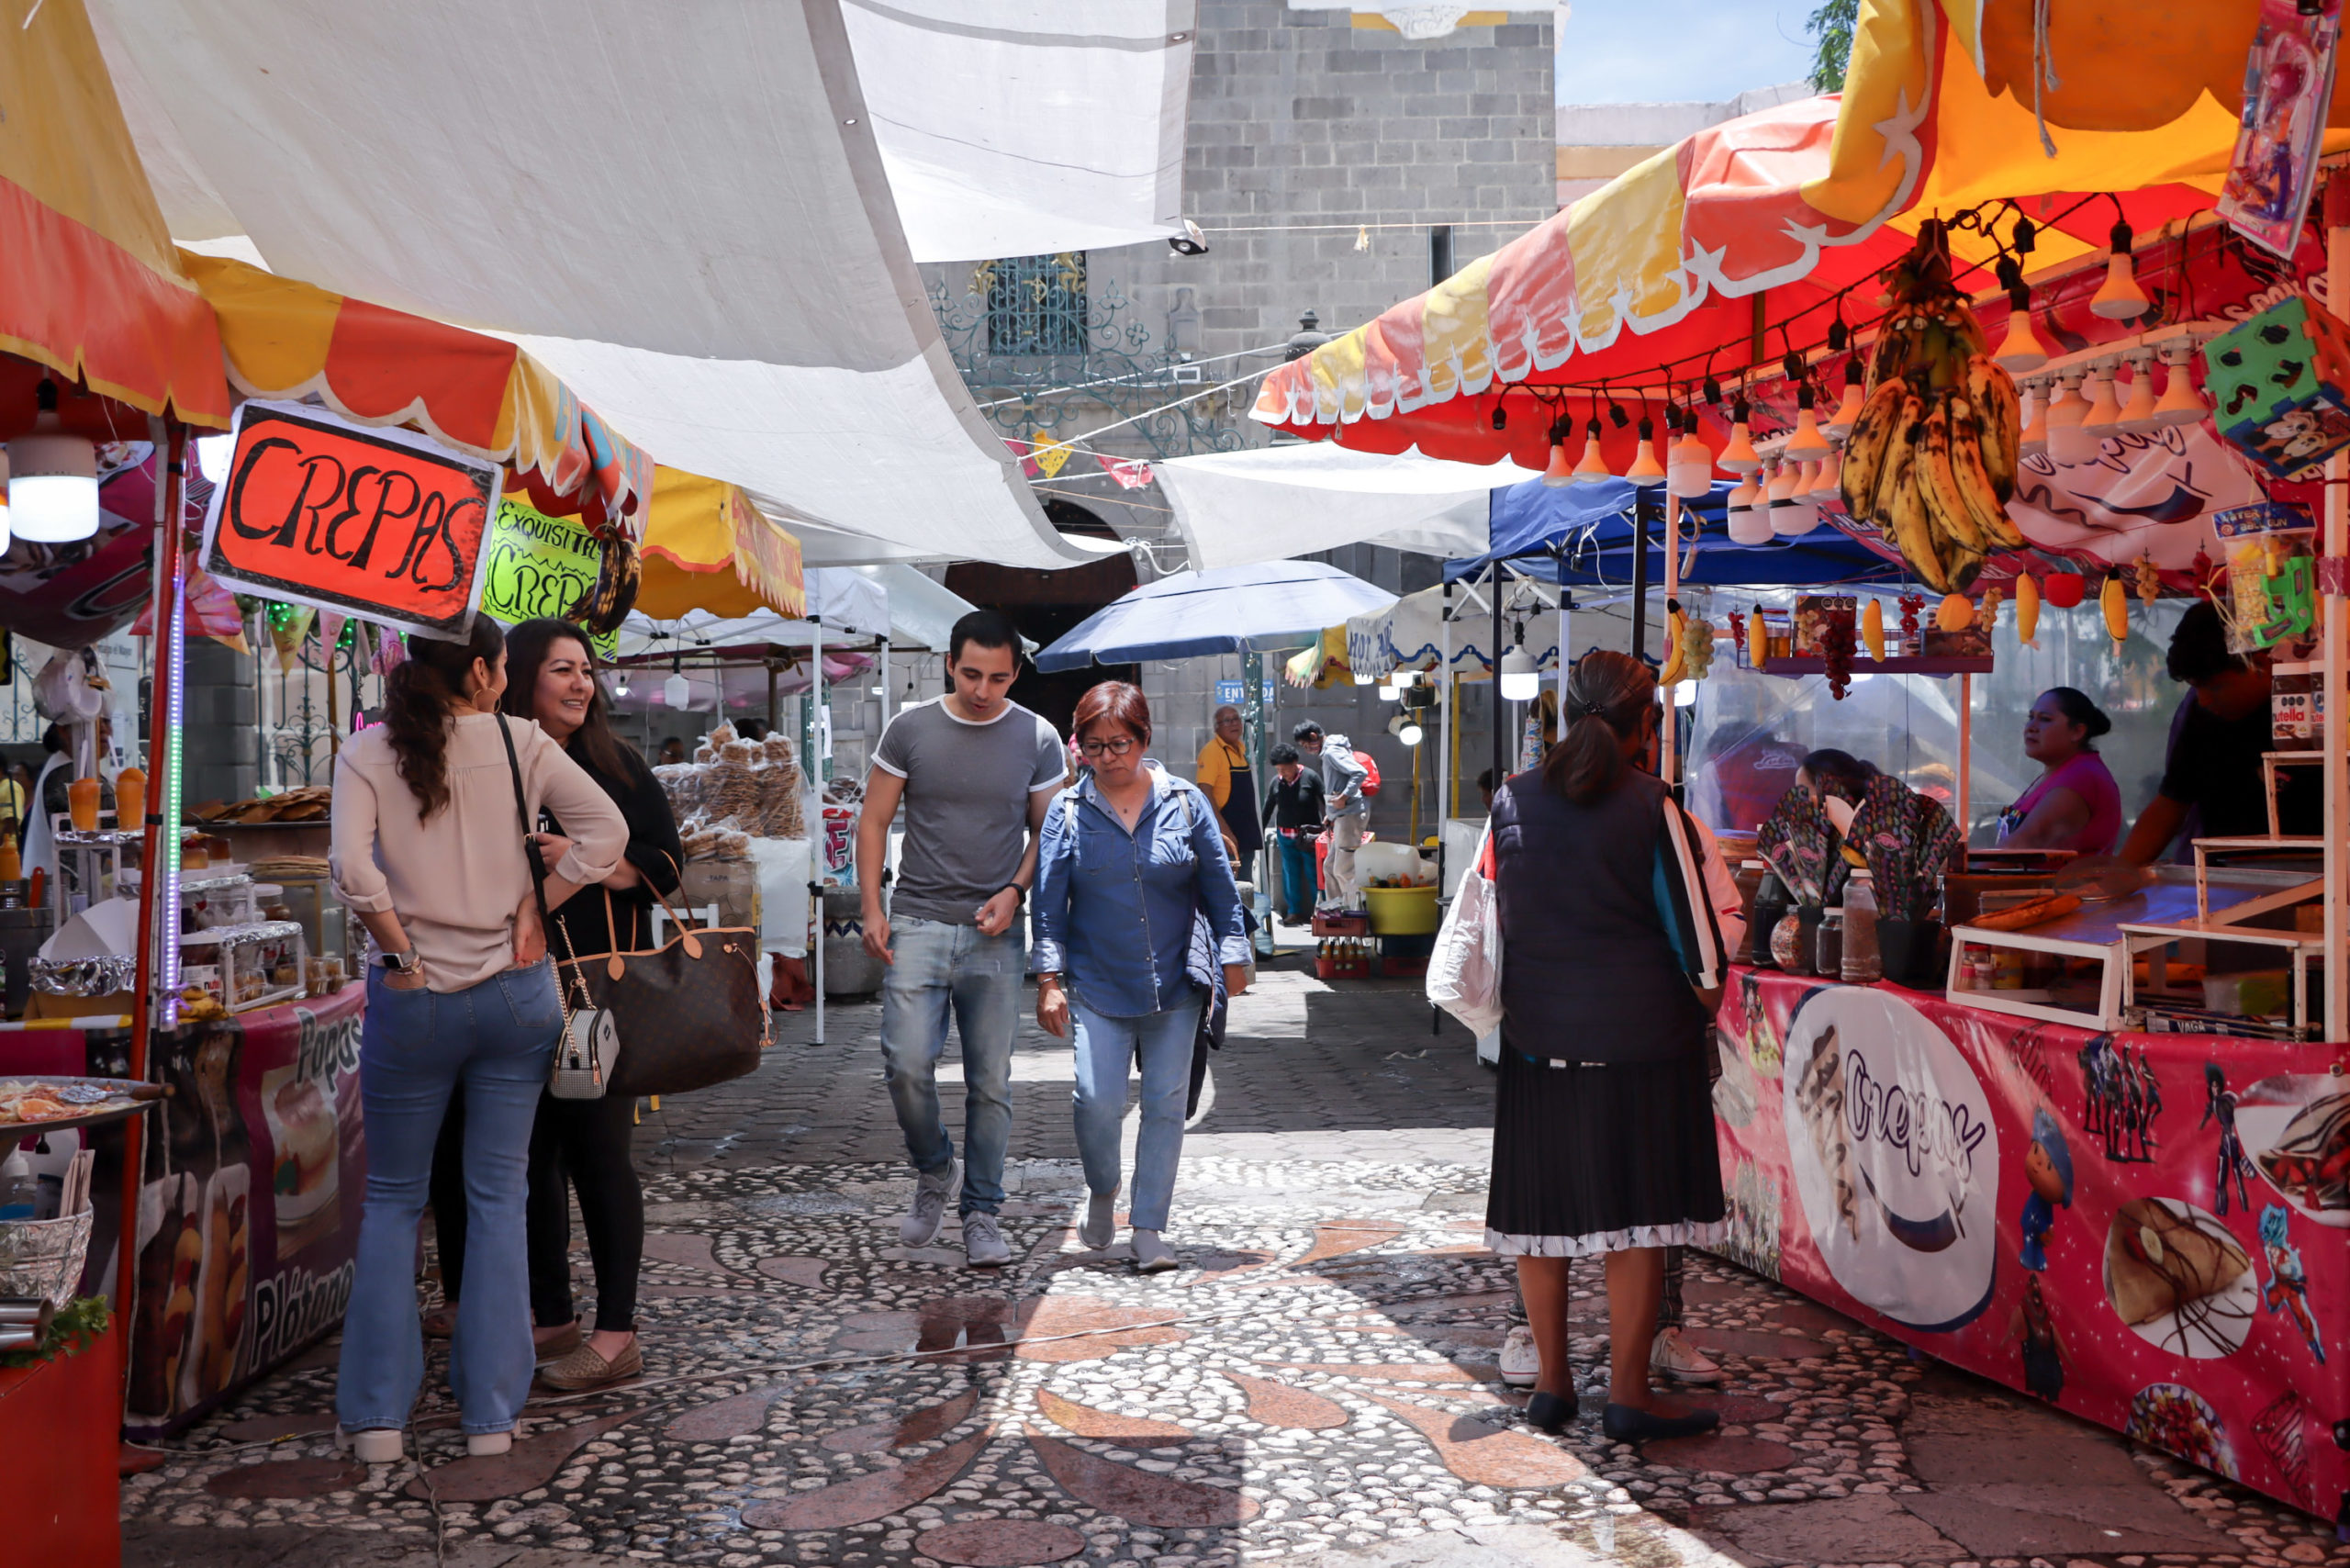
[380,949,422,975]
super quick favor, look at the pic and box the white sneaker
[465,1430,513,1457]
[900,1157,960,1247]
[1498,1325,1540,1388]
[963,1211,1011,1268]
[338,1427,405,1464]
[1651,1326,1723,1385]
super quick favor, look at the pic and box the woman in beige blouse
[329,617,627,1463]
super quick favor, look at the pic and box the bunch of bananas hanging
[565,534,643,635]
[1839,226,2026,593]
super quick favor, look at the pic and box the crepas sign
[199,400,500,639]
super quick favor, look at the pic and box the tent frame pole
[807,616,825,1047]
[1244,649,1271,957]
[1490,564,1507,786]
[1438,585,1453,836]
[2328,192,2349,1043]
[1661,489,1679,787]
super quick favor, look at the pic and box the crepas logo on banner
[1783,986,2001,1332]
[199,400,501,639]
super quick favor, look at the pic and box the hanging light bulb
[1625,414,1666,482]
[1826,358,1865,439]
[1498,643,1539,702]
[1541,419,1573,487]
[1388,712,1424,747]
[613,670,631,699]
[2118,353,2160,434]
[6,380,97,544]
[2153,347,2209,427]
[1667,404,1712,498]
[1770,461,1817,537]
[1725,473,1771,545]
[1990,255,2049,372]
[1809,447,1842,503]
[195,434,232,486]
[2019,382,2048,456]
[2091,216,2149,320]
[1718,397,1762,474]
[2081,365,2122,433]
[663,655,691,710]
[2045,370,2094,465]
[1785,385,1831,462]
[1570,416,1611,484]
[1352,666,1376,686]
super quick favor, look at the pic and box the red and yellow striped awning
[185,252,657,539]
[0,0,228,431]
[1255,0,2350,465]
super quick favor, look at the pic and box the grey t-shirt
[871,697,1066,924]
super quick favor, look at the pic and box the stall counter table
[0,982,368,1439]
[1715,963,2350,1524]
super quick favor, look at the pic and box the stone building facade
[926,0,1555,845]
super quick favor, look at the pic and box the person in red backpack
[1292,722,1368,909]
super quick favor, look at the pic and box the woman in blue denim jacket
[1033,681,1251,1273]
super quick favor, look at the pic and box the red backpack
[1354,748,1382,798]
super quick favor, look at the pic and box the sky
[1552,1,1820,106]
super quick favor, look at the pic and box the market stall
[1258,0,2350,1526]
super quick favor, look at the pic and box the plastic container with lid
[1841,871,1882,984]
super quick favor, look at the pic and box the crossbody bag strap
[496,715,591,1014]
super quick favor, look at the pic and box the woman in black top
[1485,650,1729,1444]
[506,618,682,1391]
[423,619,682,1391]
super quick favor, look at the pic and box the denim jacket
[1031,763,1251,1018]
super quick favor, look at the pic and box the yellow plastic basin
[1363,884,1439,935]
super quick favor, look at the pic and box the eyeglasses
[1078,735,1137,757]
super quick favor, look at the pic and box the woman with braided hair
[1483,649,1737,1445]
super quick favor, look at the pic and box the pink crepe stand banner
[1715,966,2350,1523]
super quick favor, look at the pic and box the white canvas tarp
[1158,443,1537,570]
[89,0,1113,569]
[614,569,895,663]
[839,0,1194,263]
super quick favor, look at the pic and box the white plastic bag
[1427,825,1503,1036]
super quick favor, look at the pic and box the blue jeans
[1069,993,1203,1232]
[878,916,1023,1216]
[1275,834,1318,920]
[338,961,560,1437]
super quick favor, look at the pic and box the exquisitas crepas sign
[199,400,501,639]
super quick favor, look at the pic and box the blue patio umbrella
[1035,559,1397,671]
[1448,478,1904,588]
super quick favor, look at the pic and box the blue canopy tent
[1448,478,1905,589]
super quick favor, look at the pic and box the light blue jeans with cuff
[1069,993,1204,1233]
[878,915,1024,1217]
[337,961,560,1439]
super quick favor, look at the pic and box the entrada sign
[199,400,501,639]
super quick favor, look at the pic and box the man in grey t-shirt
[856,610,1065,1268]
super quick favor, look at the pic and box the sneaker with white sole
[964,1211,1010,1268]
[465,1430,514,1457]
[900,1157,960,1247]
[1651,1326,1723,1385]
[1498,1325,1540,1387]
[1131,1228,1179,1273]
[338,1427,405,1464]
[1080,1192,1116,1250]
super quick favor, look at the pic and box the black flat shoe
[1601,1402,1718,1443]
[1524,1390,1577,1433]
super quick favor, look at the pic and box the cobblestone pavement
[120,953,2350,1568]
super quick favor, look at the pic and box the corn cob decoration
[2016,572,2042,648]
[2100,571,2129,647]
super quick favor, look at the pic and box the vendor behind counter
[2121,601,2318,863]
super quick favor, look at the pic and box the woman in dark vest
[1485,650,1731,1443]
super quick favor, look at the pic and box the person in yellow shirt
[1194,704,1263,884]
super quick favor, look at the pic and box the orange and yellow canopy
[1256,0,2350,465]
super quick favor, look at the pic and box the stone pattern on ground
[121,1154,2350,1568]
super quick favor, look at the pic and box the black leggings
[430,1091,644,1333]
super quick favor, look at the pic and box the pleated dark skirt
[1484,1039,1727,1257]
